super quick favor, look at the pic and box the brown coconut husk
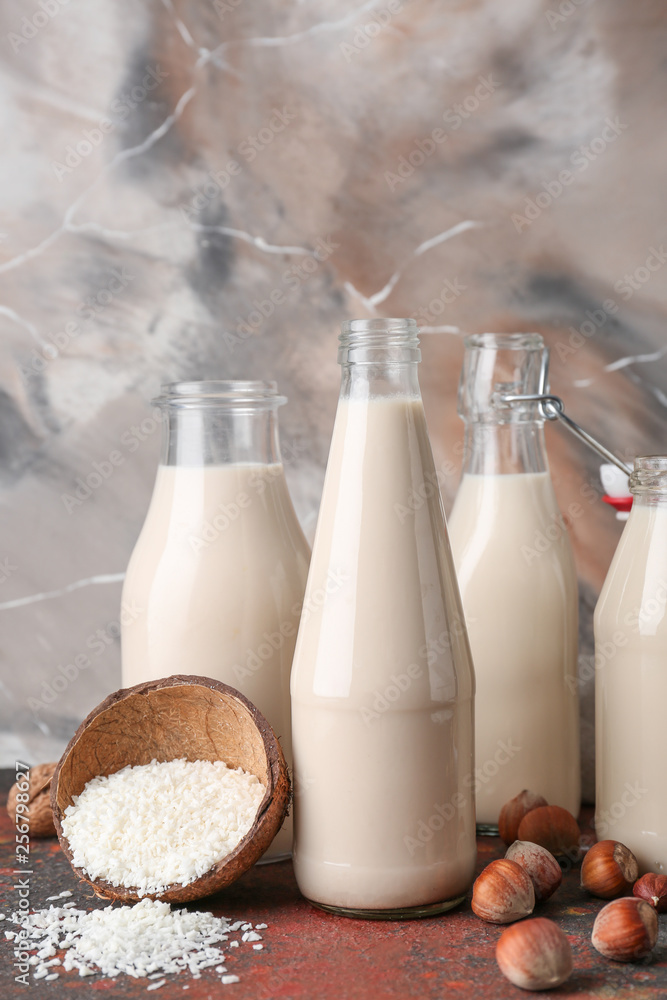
[51,675,291,903]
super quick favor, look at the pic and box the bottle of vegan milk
[448,334,580,832]
[121,381,310,861]
[595,455,667,872]
[290,319,477,918]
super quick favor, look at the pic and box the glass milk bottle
[595,456,667,872]
[291,319,477,919]
[121,381,310,861]
[448,334,580,831]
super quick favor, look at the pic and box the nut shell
[591,897,658,962]
[471,858,535,924]
[496,917,573,991]
[499,790,548,846]
[51,675,291,903]
[633,873,667,912]
[505,841,562,902]
[6,762,57,838]
[581,840,639,899]
[517,805,580,857]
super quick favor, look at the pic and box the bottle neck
[160,406,281,466]
[338,318,422,401]
[339,362,422,401]
[156,381,284,467]
[457,332,549,476]
[461,421,548,475]
[630,494,667,512]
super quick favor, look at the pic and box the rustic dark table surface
[1,768,666,1000]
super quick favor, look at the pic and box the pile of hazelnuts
[471,790,666,991]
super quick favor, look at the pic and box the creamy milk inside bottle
[121,381,310,861]
[291,319,476,918]
[448,334,580,829]
[595,455,667,872]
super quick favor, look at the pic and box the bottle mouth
[341,318,419,338]
[339,318,420,364]
[465,333,545,352]
[629,455,667,495]
[153,380,286,409]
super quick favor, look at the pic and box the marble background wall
[1,0,666,802]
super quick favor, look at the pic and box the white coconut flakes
[7,898,267,985]
[61,758,266,895]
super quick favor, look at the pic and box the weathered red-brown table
[1,769,665,999]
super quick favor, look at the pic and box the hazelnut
[471,858,535,924]
[581,840,639,899]
[6,762,57,838]
[499,790,549,846]
[505,841,562,902]
[633,873,667,913]
[591,897,658,962]
[516,805,580,857]
[496,917,573,991]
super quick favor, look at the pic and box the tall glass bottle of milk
[291,319,477,919]
[595,455,667,873]
[121,381,310,861]
[448,334,580,832]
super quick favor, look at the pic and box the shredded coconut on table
[7,898,267,987]
[61,758,266,894]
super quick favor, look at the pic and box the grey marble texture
[1,0,666,803]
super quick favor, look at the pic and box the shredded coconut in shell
[61,758,266,894]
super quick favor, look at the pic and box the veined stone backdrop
[1,0,666,802]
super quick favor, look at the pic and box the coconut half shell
[51,675,291,903]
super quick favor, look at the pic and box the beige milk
[291,396,476,912]
[595,502,667,872]
[121,463,310,860]
[449,471,580,826]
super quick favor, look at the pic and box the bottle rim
[338,318,421,364]
[340,318,419,340]
[464,332,545,351]
[153,380,286,408]
[630,455,667,495]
